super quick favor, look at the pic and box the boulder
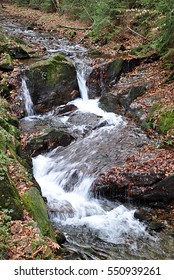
[93,171,174,207]
[87,58,141,98]
[130,174,174,206]
[0,52,13,71]
[22,187,55,239]
[99,86,147,115]
[25,54,80,113]
[24,128,75,157]
[54,104,77,116]
[8,46,30,59]
[0,173,23,220]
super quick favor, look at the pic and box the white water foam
[70,69,125,126]
[32,61,148,247]
[21,78,34,116]
[32,149,149,245]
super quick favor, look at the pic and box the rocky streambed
[0,17,174,259]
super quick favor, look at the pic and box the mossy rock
[25,53,79,113]
[0,97,19,137]
[8,46,30,59]
[0,52,13,71]
[22,187,56,240]
[0,173,23,220]
[0,29,36,60]
[163,48,174,65]
[0,123,21,158]
[25,128,75,157]
[0,98,18,122]
[87,57,141,98]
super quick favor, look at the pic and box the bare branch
[57,23,94,31]
[127,25,149,42]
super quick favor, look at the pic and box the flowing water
[1,20,174,259]
[21,77,35,116]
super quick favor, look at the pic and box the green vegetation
[22,187,56,239]
[148,104,174,135]
[158,109,174,134]
[12,0,174,60]
[147,105,174,147]
[0,209,12,259]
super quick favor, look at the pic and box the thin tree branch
[127,25,149,42]
[57,23,94,30]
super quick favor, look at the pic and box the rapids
[1,19,174,259]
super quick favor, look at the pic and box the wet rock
[149,221,165,232]
[8,46,30,59]
[98,92,120,113]
[55,230,66,245]
[54,104,77,116]
[134,209,166,232]
[134,208,152,222]
[20,115,66,134]
[93,171,166,204]
[87,57,141,98]
[49,200,75,220]
[93,171,174,207]
[25,54,80,113]
[68,111,101,129]
[133,174,174,206]
[99,86,147,115]
[24,128,75,157]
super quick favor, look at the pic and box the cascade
[76,68,89,103]
[2,19,171,258]
[32,63,153,259]
[21,77,34,116]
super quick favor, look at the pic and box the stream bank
[0,5,172,256]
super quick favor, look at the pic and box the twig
[57,23,93,30]
[127,25,149,42]
[77,29,91,44]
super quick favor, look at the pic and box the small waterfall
[33,151,149,246]
[21,77,34,116]
[32,64,149,256]
[77,69,89,102]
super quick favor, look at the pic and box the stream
[1,20,174,260]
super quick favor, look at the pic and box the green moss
[27,53,74,85]
[0,210,12,259]
[0,53,13,71]
[163,48,174,68]
[22,187,56,240]
[0,172,23,220]
[0,97,19,137]
[130,44,156,57]
[158,109,174,133]
[111,59,123,75]
[165,70,174,83]
[148,103,162,118]
[0,30,37,59]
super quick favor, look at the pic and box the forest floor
[0,3,174,259]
